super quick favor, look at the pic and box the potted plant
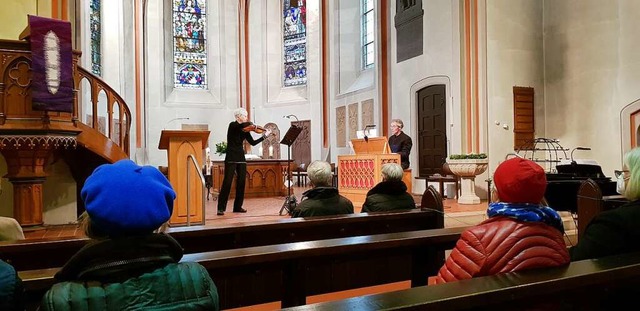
[215,141,227,156]
[446,153,489,204]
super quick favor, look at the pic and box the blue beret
[81,159,176,237]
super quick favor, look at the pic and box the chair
[330,163,338,187]
[420,185,444,228]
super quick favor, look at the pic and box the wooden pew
[0,208,443,271]
[280,251,640,310]
[576,178,628,238]
[19,227,465,310]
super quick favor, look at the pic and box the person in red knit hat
[435,157,569,284]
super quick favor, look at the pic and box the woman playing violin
[217,108,272,216]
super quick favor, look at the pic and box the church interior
[2,0,640,309]
[2,0,638,227]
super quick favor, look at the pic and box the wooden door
[417,84,447,177]
[513,87,534,149]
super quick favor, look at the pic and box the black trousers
[217,162,247,212]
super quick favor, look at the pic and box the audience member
[0,217,25,241]
[361,163,415,212]
[41,159,219,310]
[570,147,640,261]
[435,157,569,283]
[291,160,354,217]
[0,259,24,311]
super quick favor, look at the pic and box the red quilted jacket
[435,216,570,283]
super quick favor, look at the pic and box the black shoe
[233,208,247,213]
[217,210,225,216]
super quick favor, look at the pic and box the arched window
[361,0,374,69]
[173,0,207,89]
[90,0,101,76]
[283,0,307,87]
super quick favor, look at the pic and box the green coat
[291,187,354,218]
[361,180,416,213]
[41,234,219,311]
[570,199,640,261]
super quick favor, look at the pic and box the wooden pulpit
[159,130,210,226]
[338,137,403,208]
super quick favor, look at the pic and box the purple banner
[29,15,73,113]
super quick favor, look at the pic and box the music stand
[279,124,303,215]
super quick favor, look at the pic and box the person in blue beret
[41,159,219,311]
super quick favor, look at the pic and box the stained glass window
[362,0,374,69]
[283,0,306,87]
[173,0,207,89]
[90,0,101,76]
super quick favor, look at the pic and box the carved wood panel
[336,106,346,147]
[348,103,359,140]
[261,122,281,159]
[291,120,311,166]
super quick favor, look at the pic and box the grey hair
[391,119,404,129]
[234,108,248,119]
[307,160,333,187]
[381,163,404,181]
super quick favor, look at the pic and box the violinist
[217,108,271,216]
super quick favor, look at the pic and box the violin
[242,122,267,134]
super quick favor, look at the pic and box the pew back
[577,178,628,238]
[280,251,640,310]
[1,209,442,271]
[19,227,465,310]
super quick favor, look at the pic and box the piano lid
[554,163,607,179]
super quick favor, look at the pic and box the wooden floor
[24,185,487,240]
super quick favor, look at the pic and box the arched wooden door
[417,84,447,177]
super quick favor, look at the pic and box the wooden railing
[74,66,131,156]
[0,38,131,160]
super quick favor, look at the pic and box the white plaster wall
[247,0,322,162]
[486,0,544,175]
[390,0,461,195]
[145,0,234,167]
[543,0,640,176]
[329,0,377,164]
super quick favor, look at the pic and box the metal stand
[278,124,302,216]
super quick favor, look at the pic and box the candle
[269,146,274,157]
[259,146,263,156]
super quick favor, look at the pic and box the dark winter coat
[291,187,354,218]
[0,259,24,311]
[361,180,415,213]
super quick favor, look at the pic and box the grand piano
[544,162,616,213]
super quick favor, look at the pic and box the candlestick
[259,146,264,156]
[269,146,274,157]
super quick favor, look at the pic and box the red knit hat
[493,157,547,204]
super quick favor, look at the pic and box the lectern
[159,130,210,226]
[338,137,401,208]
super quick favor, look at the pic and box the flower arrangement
[215,141,227,155]
[449,153,488,160]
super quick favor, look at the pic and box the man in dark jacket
[362,163,415,212]
[388,119,412,169]
[217,108,271,215]
[41,160,219,311]
[291,160,354,217]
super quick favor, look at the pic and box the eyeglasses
[614,170,630,179]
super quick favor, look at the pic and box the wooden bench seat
[281,251,640,310]
[1,208,443,271]
[19,227,465,310]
